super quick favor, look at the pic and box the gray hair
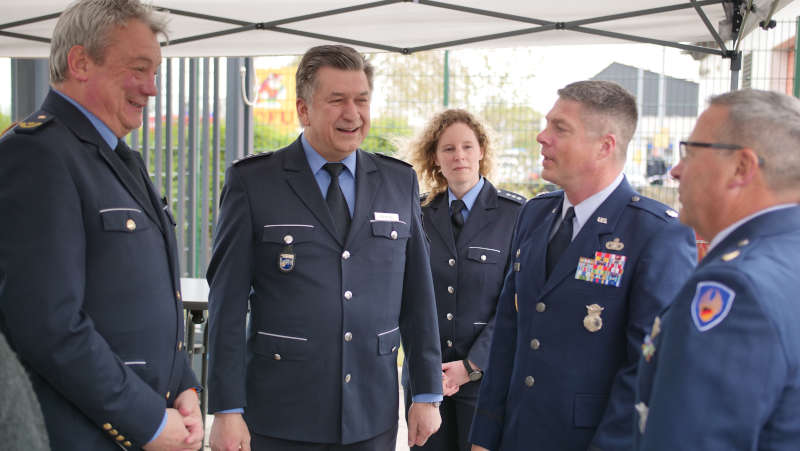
[50,0,167,83]
[295,45,374,103]
[709,89,800,193]
[557,80,638,160]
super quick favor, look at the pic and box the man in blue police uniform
[634,90,800,450]
[0,1,201,450]
[470,81,697,451]
[207,45,443,451]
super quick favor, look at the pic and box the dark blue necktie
[451,199,466,240]
[546,206,575,278]
[323,163,351,241]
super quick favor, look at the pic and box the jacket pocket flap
[370,221,410,239]
[466,246,501,264]
[254,331,310,361]
[262,225,315,244]
[377,327,400,355]
[99,208,150,232]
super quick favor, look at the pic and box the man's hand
[210,412,251,451]
[142,408,198,451]
[174,389,204,447]
[407,402,441,447]
[471,445,490,451]
[442,360,470,396]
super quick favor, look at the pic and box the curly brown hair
[407,109,494,206]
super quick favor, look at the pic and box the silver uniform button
[273,353,281,360]
[447,286,455,294]
[480,254,487,262]
[342,250,351,259]
[390,230,398,240]
[536,302,546,313]
[446,339,453,347]
[344,332,353,342]
[344,290,352,300]
[530,339,540,350]
[525,376,535,387]
[283,234,294,244]
[345,374,351,383]
[446,313,454,321]
[448,258,456,267]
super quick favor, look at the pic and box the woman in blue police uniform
[404,109,524,451]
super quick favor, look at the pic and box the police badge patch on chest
[279,244,295,272]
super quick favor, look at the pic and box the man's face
[536,98,604,190]
[297,67,371,161]
[82,19,161,138]
[670,105,732,239]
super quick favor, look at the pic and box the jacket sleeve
[399,171,443,398]
[0,135,166,446]
[590,220,697,450]
[206,165,254,412]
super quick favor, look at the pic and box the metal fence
[119,19,798,278]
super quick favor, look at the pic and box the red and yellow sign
[253,67,298,127]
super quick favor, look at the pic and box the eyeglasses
[678,141,743,160]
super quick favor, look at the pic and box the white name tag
[373,212,400,222]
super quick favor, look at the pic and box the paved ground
[203,382,411,450]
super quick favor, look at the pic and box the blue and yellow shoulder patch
[628,194,678,222]
[233,151,274,166]
[13,112,54,135]
[690,281,735,332]
[373,152,412,168]
[497,189,525,205]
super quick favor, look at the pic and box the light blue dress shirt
[447,177,485,224]
[301,134,356,217]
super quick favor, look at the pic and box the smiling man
[469,80,696,451]
[207,45,443,451]
[634,89,800,451]
[0,1,201,450]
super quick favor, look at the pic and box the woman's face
[434,122,484,188]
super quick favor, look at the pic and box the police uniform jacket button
[344,290,352,300]
[480,254,487,262]
[165,391,170,399]
[283,234,294,244]
[103,423,112,430]
[176,290,181,301]
[447,286,455,294]
[390,230,398,240]
[125,218,136,231]
[446,339,453,347]
[273,353,281,360]
[525,376,535,387]
[177,341,183,351]
[345,374,351,383]
[530,338,541,350]
[448,258,456,267]
[109,429,118,436]
[116,435,125,441]
[536,302,546,312]
[342,250,351,259]
[344,332,353,342]
[123,441,132,447]
[446,313,454,320]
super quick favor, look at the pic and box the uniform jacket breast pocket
[122,359,156,387]
[254,331,310,361]
[262,224,315,245]
[99,208,151,233]
[377,326,400,355]
[466,246,501,265]
[370,220,410,241]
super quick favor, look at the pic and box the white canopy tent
[0,0,792,60]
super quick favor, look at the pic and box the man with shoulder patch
[207,44,442,451]
[0,1,201,450]
[634,89,800,450]
[469,80,697,451]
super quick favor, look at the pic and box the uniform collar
[708,203,798,252]
[300,133,357,177]
[448,177,484,213]
[52,88,119,150]
[561,172,624,235]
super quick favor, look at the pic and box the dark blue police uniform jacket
[470,177,696,451]
[634,205,800,450]
[0,90,197,450]
[206,138,443,444]
[410,180,523,403]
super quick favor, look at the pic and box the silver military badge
[583,304,604,332]
[279,247,295,272]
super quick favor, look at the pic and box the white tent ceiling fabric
[0,0,792,58]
